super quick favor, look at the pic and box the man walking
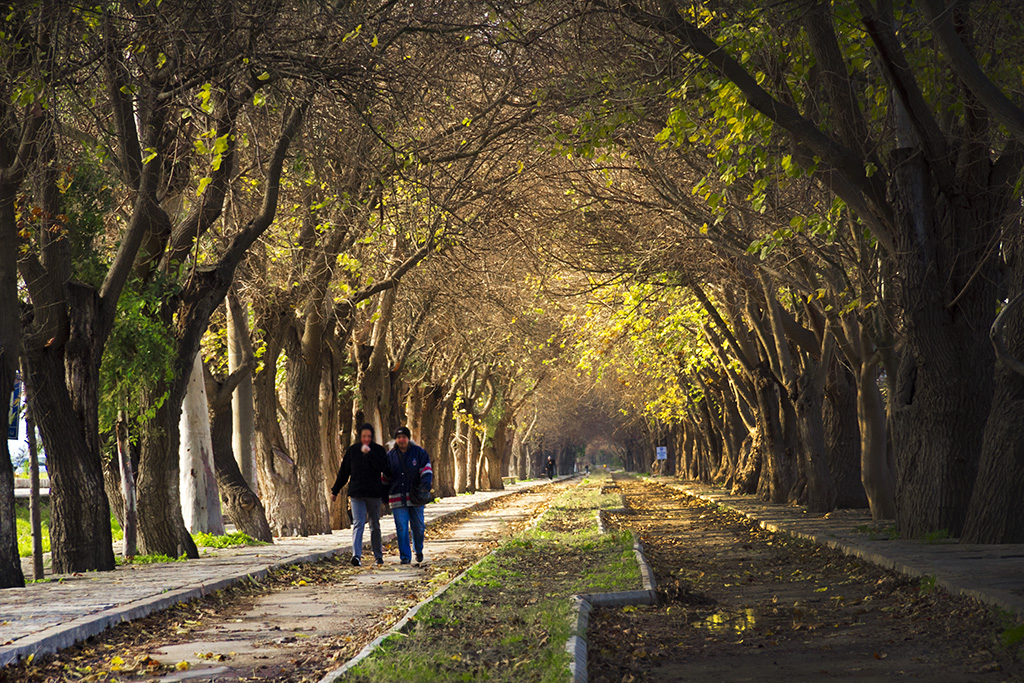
[545,455,555,479]
[382,426,433,566]
[331,423,388,567]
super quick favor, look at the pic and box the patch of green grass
[922,528,951,544]
[193,531,268,548]
[17,500,125,557]
[345,477,639,682]
[15,501,50,557]
[854,523,899,541]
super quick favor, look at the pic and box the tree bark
[823,361,868,509]
[466,428,481,493]
[0,365,23,587]
[962,232,1024,542]
[283,323,331,535]
[437,397,457,497]
[116,412,138,558]
[253,314,306,536]
[321,344,348,531]
[24,318,117,572]
[205,356,273,543]
[227,289,257,491]
[179,353,224,535]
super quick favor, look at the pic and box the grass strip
[343,474,639,683]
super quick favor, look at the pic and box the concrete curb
[566,510,658,683]
[0,476,571,669]
[661,480,1024,621]
[318,475,577,683]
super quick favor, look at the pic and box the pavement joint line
[0,477,570,669]
[656,478,1024,621]
[317,475,576,683]
[566,488,658,683]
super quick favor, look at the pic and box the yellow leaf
[176,661,191,671]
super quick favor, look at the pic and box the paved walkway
[658,478,1024,620]
[0,477,566,667]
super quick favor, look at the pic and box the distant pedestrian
[331,423,388,567]
[585,464,590,476]
[382,426,433,565]
[545,455,555,479]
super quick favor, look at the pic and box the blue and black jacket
[381,443,433,507]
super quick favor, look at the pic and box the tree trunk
[793,356,837,513]
[321,346,348,531]
[253,316,306,536]
[227,290,257,491]
[858,358,896,520]
[454,417,469,493]
[179,353,224,535]
[284,326,331,535]
[824,360,868,509]
[25,332,117,572]
[499,422,513,482]
[136,370,200,558]
[437,397,456,497]
[0,367,23,587]
[116,412,138,558]
[887,144,1001,537]
[0,134,27,588]
[466,428,481,493]
[962,233,1024,542]
[480,421,506,490]
[208,380,273,543]
[356,290,396,439]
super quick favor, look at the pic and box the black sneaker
[400,559,411,565]
[375,557,384,566]
[415,553,424,565]
[351,556,361,567]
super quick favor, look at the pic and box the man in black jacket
[331,423,388,566]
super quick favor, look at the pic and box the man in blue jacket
[382,426,433,565]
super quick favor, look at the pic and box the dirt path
[4,480,575,683]
[589,475,1024,683]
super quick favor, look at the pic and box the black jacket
[332,442,389,499]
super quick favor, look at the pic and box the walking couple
[330,424,433,566]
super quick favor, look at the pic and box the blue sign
[656,446,667,461]
[7,376,20,441]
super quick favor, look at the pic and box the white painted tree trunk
[227,294,257,492]
[179,353,225,535]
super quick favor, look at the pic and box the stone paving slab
[0,477,567,667]
[657,478,1024,620]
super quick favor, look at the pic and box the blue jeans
[392,505,425,563]
[351,497,383,561]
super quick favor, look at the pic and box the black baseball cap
[394,426,411,438]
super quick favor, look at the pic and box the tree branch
[620,0,896,241]
[991,291,1024,378]
[856,0,955,190]
[919,0,1024,140]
